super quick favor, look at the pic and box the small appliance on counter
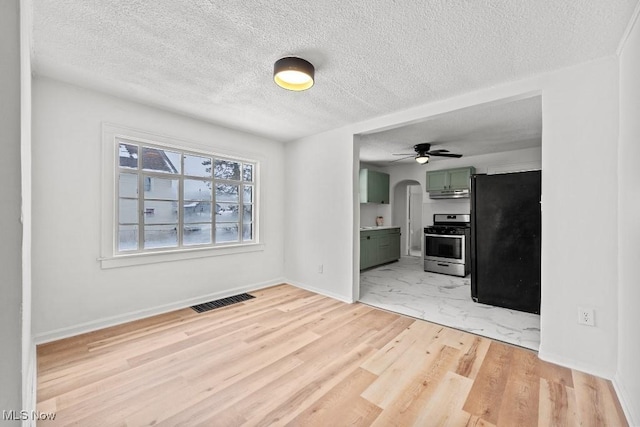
[424,214,470,277]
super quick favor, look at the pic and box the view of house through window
[117,138,256,253]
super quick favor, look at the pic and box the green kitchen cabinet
[425,169,449,191]
[360,227,401,270]
[360,169,390,204]
[360,232,378,270]
[426,167,475,191]
[387,228,401,261]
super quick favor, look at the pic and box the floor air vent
[191,293,255,313]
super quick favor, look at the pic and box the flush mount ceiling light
[273,57,315,91]
[415,154,430,164]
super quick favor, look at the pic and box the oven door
[424,233,465,264]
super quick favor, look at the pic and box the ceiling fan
[391,143,462,164]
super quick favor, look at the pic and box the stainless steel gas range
[424,214,471,277]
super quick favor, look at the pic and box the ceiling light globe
[415,155,429,164]
[274,57,315,91]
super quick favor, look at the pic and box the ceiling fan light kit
[415,154,429,164]
[273,57,315,91]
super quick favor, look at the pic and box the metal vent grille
[191,293,255,313]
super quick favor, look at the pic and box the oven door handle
[424,233,464,239]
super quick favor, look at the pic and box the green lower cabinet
[360,234,378,270]
[360,228,401,270]
[388,230,401,261]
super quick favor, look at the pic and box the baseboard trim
[34,277,286,344]
[537,347,615,380]
[613,373,639,427]
[286,280,354,304]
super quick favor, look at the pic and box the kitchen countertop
[360,226,400,231]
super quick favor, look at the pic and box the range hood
[428,188,470,199]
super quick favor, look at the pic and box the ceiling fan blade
[392,153,415,156]
[429,152,462,158]
[389,155,414,163]
[427,149,450,154]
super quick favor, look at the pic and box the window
[116,138,256,254]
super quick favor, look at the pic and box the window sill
[99,242,265,269]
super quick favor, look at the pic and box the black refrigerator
[470,171,541,314]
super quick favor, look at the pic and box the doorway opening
[391,180,422,259]
[407,184,422,257]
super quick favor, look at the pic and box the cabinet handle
[367,236,371,240]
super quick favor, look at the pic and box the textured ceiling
[359,96,542,166]
[31,0,638,142]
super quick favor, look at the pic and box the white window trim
[100,123,263,269]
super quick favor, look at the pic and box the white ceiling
[31,0,638,143]
[359,95,542,166]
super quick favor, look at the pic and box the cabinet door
[368,171,389,204]
[377,233,390,263]
[360,234,377,270]
[360,169,390,204]
[378,172,390,204]
[426,170,448,191]
[448,168,472,190]
[389,230,401,261]
[367,171,382,203]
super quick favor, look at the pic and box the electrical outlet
[318,264,324,274]
[578,307,595,326]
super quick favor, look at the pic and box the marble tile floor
[359,256,540,350]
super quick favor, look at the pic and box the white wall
[32,78,286,340]
[615,6,640,424]
[285,56,620,379]
[538,58,619,379]
[283,129,355,302]
[0,0,24,419]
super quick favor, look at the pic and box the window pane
[242,223,253,241]
[142,147,181,174]
[216,224,239,243]
[243,164,253,182]
[144,176,178,200]
[119,198,138,224]
[184,224,212,246]
[119,143,138,169]
[215,203,239,222]
[144,225,178,249]
[184,154,212,178]
[243,185,253,203]
[144,201,178,224]
[184,179,212,201]
[118,225,138,251]
[119,173,138,198]
[243,205,253,223]
[184,202,211,223]
[214,159,241,180]
[215,184,239,202]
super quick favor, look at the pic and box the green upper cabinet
[360,169,390,204]
[426,167,475,191]
[425,170,448,191]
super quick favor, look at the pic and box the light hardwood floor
[37,284,628,426]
